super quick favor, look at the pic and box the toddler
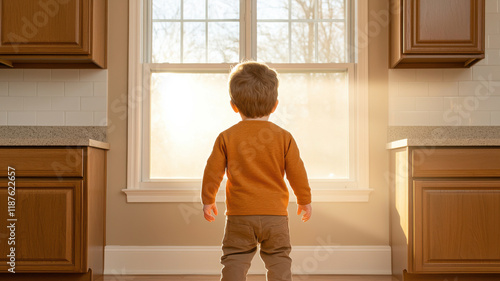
[202,61,312,281]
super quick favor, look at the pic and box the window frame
[124,0,371,202]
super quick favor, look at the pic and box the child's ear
[271,100,279,113]
[230,100,239,113]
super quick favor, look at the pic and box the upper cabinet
[390,0,485,68]
[0,0,107,69]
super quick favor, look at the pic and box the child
[201,61,312,281]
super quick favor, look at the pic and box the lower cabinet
[0,147,106,281]
[414,180,500,273]
[0,180,84,272]
[390,147,500,281]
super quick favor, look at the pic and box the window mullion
[288,0,292,63]
[180,0,184,63]
[314,0,319,63]
[205,0,209,63]
[249,0,257,60]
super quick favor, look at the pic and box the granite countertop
[387,126,500,149]
[0,126,109,150]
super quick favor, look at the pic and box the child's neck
[240,114,270,121]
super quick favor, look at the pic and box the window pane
[257,22,289,63]
[152,22,181,63]
[320,0,345,19]
[150,73,240,179]
[153,0,180,19]
[318,22,345,63]
[291,0,314,19]
[257,0,289,19]
[150,71,350,180]
[271,71,349,179]
[291,22,315,63]
[183,22,206,63]
[208,0,239,19]
[183,0,205,19]
[257,0,349,63]
[151,0,240,63]
[208,22,240,63]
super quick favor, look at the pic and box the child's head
[229,61,279,118]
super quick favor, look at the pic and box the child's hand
[203,203,218,222]
[297,204,312,222]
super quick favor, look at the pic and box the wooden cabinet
[0,0,107,68]
[390,0,485,68]
[389,147,500,281]
[0,147,106,281]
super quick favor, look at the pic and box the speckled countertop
[387,126,500,149]
[0,126,109,150]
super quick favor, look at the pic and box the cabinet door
[0,179,85,273]
[404,0,484,54]
[0,0,90,55]
[413,180,500,273]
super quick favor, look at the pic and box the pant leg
[221,216,258,281]
[259,216,292,281]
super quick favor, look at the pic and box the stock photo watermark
[6,166,17,273]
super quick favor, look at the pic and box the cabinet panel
[412,148,500,178]
[0,0,90,54]
[0,179,84,273]
[406,0,483,53]
[0,148,83,178]
[390,0,485,68]
[414,180,500,273]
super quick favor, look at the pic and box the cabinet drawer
[412,148,500,177]
[0,148,83,178]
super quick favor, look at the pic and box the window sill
[121,188,374,203]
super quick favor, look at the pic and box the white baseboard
[104,245,391,275]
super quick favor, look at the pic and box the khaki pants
[221,215,292,281]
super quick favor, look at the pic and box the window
[125,0,370,202]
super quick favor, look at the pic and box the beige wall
[106,0,390,247]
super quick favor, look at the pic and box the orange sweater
[202,120,311,216]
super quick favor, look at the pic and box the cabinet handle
[0,59,14,68]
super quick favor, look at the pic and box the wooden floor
[102,275,397,281]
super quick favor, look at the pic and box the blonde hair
[229,61,279,118]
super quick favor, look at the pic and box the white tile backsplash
[428,82,459,97]
[36,112,65,126]
[79,69,107,82]
[0,82,8,96]
[51,69,79,81]
[398,82,429,97]
[492,111,500,125]
[23,69,51,81]
[65,112,94,126]
[81,97,107,111]
[0,69,107,126]
[0,112,7,125]
[51,97,81,111]
[0,70,23,82]
[64,82,94,97]
[9,82,37,97]
[37,82,65,96]
[416,69,443,82]
[0,97,23,111]
[24,97,52,111]
[8,112,37,126]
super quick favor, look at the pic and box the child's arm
[203,203,218,222]
[285,136,312,221]
[201,134,226,221]
[297,203,312,222]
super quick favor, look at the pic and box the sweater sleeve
[285,136,312,205]
[201,134,227,205]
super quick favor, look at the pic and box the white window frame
[123,0,371,202]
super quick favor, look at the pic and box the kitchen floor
[102,275,397,281]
